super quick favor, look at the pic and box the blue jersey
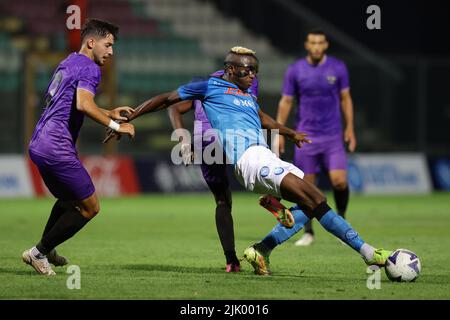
[178,76,267,164]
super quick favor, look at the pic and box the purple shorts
[200,162,229,194]
[199,139,229,194]
[29,150,95,201]
[294,136,347,174]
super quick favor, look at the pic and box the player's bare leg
[77,192,101,219]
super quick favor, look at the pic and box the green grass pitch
[1,192,450,299]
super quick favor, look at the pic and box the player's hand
[181,143,194,166]
[109,106,134,121]
[290,132,311,149]
[117,123,135,139]
[344,128,357,152]
[102,121,134,143]
[103,127,119,143]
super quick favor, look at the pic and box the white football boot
[294,233,315,246]
[22,249,56,276]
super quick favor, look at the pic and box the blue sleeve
[177,80,209,100]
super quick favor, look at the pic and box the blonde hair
[229,46,256,56]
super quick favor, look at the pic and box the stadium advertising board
[134,157,209,192]
[81,156,140,196]
[348,153,432,194]
[428,157,450,191]
[0,155,34,197]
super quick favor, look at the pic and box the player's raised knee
[80,201,100,219]
[332,180,348,191]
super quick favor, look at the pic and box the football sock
[36,204,90,255]
[258,206,311,255]
[333,186,349,218]
[297,203,314,235]
[42,200,65,237]
[215,202,236,259]
[303,220,314,235]
[225,250,239,265]
[30,246,45,259]
[360,243,376,261]
[317,204,365,252]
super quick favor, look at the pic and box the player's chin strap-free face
[225,62,259,78]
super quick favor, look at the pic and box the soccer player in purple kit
[167,66,260,272]
[22,19,135,276]
[276,29,357,246]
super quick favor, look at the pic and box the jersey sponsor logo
[260,166,270,177]
[274,167,284,175]
[224,87,251,97]
[232,97,255,108]
[326,75,337,85]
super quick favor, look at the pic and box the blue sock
[261,206,311,250]
[318,209,365,252]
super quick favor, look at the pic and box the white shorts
[234,145,305,197]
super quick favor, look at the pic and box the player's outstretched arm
[127,90,182,122]
[103,90,183,143]
[100,106,135,121]
[77,88,135,138]
[258,108,311,149]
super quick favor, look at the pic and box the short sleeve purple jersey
[193,70,259,132]
[29,53,101,160]
[282,55,349,139]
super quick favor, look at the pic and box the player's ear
[324,40,329,50]
[86,38,95,50]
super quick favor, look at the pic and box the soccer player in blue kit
[23,19,135,276]
[108,46,392,276]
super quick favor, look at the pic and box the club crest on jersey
[260,166,270,177]
[326,75,337,85]
[274,167,284,175]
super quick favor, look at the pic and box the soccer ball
[385,249,421,282]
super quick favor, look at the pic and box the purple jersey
[282,55,349,140]
[29,53,101,160]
